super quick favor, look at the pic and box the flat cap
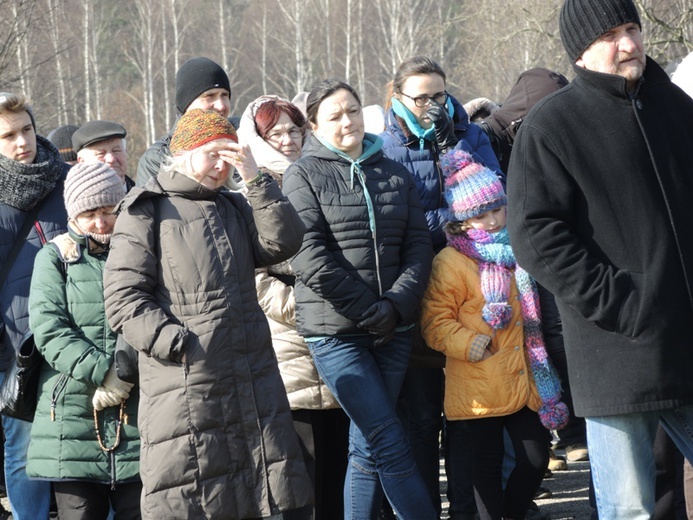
[72,120,127,152]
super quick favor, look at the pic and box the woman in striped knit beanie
[420,149,568,520]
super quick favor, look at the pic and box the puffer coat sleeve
[234,176,306,268]
[104,176,305,361]
[30,245,111,385]
[103,192,187,361]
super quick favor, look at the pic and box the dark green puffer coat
[27,229,139,486]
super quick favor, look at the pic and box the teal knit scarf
[390,97,454,151]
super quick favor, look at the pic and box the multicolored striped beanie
[441,149,506,222]
[170,109,238,155]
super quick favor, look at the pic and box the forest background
[1,0,691,170]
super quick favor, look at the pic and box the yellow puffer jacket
[420,246,541,420]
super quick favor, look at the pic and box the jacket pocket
[609,271,644,339]
[49,374,69,421]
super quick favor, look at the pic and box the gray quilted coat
[104,169,312,519]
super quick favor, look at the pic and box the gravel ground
[0,448,592,519]
[439,446,593,520]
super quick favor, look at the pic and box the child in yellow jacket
[420,150,568,520]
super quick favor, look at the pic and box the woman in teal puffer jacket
[27,162,141,520]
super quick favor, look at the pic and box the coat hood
[484,68,568,143]
[237,95,299,176]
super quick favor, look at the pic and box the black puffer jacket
[508,57,693,417]
[283,134,433,338]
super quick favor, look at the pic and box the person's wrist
[244,172,263,185]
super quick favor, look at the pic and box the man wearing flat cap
[506,0,693,517]
[73,120,134,192]
[136,56,234,187]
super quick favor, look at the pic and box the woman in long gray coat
[103,109,312,519]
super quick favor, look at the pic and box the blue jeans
[397,366,444,514]
[308,333,436,520]
[0,372,51,520]
[586,405,693,520]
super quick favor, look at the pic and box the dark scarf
[0,135,64,211]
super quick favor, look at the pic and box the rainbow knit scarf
[447,228,569,430]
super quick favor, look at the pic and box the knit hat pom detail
[440,149,475,179]
[539,401,570,430]
[482,302,513,329]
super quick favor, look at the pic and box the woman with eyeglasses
[283,78,436,519]
[237,95,350,520]
[379,55,504,519]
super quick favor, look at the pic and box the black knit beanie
[47,124,79,163]
[175,57,231,115]
[560,0,641,63]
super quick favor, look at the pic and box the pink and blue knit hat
[441,150,506,222]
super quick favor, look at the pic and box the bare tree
[275,0,310,94]
[13,0,37,96]
[123,0,159,145]
[636,0,693,61]
[46,0,69,124]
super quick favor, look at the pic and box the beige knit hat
[64,162,125,220]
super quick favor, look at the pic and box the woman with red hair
[238,96,350,520]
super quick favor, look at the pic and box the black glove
[373,330,395,348]
[115,335,139,385]
[357,300,399,337]
[427,104,458,154]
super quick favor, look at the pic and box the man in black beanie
[136,57,232,186]
[506,0,693,517]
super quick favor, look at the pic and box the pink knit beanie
[64,162,125,220]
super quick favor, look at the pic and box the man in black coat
[507,0,693,517]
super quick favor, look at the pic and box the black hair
[305,79,362,124]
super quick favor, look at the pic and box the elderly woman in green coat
[28,162,141,520]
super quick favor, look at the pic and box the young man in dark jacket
[0,92,69,519]
[507,0,693,517]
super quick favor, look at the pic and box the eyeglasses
[265,128,303,143]
[399,91,449,108]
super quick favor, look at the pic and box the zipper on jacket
[50,374,68,421]
[432,142,446,209]
[110,451,116,490]
[354,164,384,296]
